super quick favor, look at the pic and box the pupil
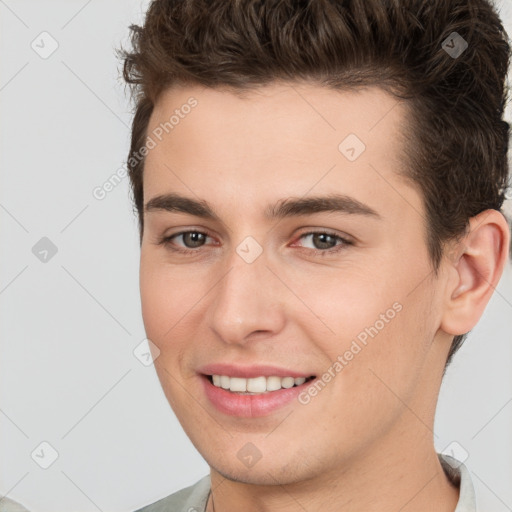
[185,232,205,248]
[314,233,334,249]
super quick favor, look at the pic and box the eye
[293,230,353,254]
[157,230,213,253]
[157,229,353,256]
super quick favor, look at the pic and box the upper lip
[198,363,315,379]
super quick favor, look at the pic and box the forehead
[147,82,408,151]
[143,82,419,222]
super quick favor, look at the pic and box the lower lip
[201,375,314,418]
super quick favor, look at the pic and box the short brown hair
[118,0,511,365]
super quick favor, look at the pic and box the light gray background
[1,1,511,511]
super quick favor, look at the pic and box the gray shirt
[134,453,476,512]
[0,498,31,512]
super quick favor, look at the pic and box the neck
[206,430,459,512]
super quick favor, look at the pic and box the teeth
[266,376,282,391]
[229,377,247,392]
[210,375,311,394]
[281,377,295,389]
[247,376,266,393]
[220,375,230,389]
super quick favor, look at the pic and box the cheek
[291,261,435,386]
[139,260,199,400]
[139,254,191,346]
[139,255,217,374]
[333,288,437,414]
[283,263,398,344]
[140,259,167,341]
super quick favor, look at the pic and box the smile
[209,374,315,394]
[201,373,317,417]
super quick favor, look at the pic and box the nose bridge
[209,245,285,343]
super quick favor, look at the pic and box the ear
[440,209,510,336]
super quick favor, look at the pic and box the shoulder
[0,497,31,512]
[134,475,211,512]
[438,453,477,512]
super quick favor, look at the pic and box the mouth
[200,372,317,417]
[205,374,316,395]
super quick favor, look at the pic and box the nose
[208,248,287,345]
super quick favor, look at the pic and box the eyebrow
[144,192,381,221]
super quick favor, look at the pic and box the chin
[213,465,302,486]
[206,450,319,487]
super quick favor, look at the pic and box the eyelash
[157,229,353,256]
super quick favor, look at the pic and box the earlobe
[440,209,510,336]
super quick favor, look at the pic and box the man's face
[140,83,450,485]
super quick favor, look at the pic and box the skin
[139,82,510,512]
